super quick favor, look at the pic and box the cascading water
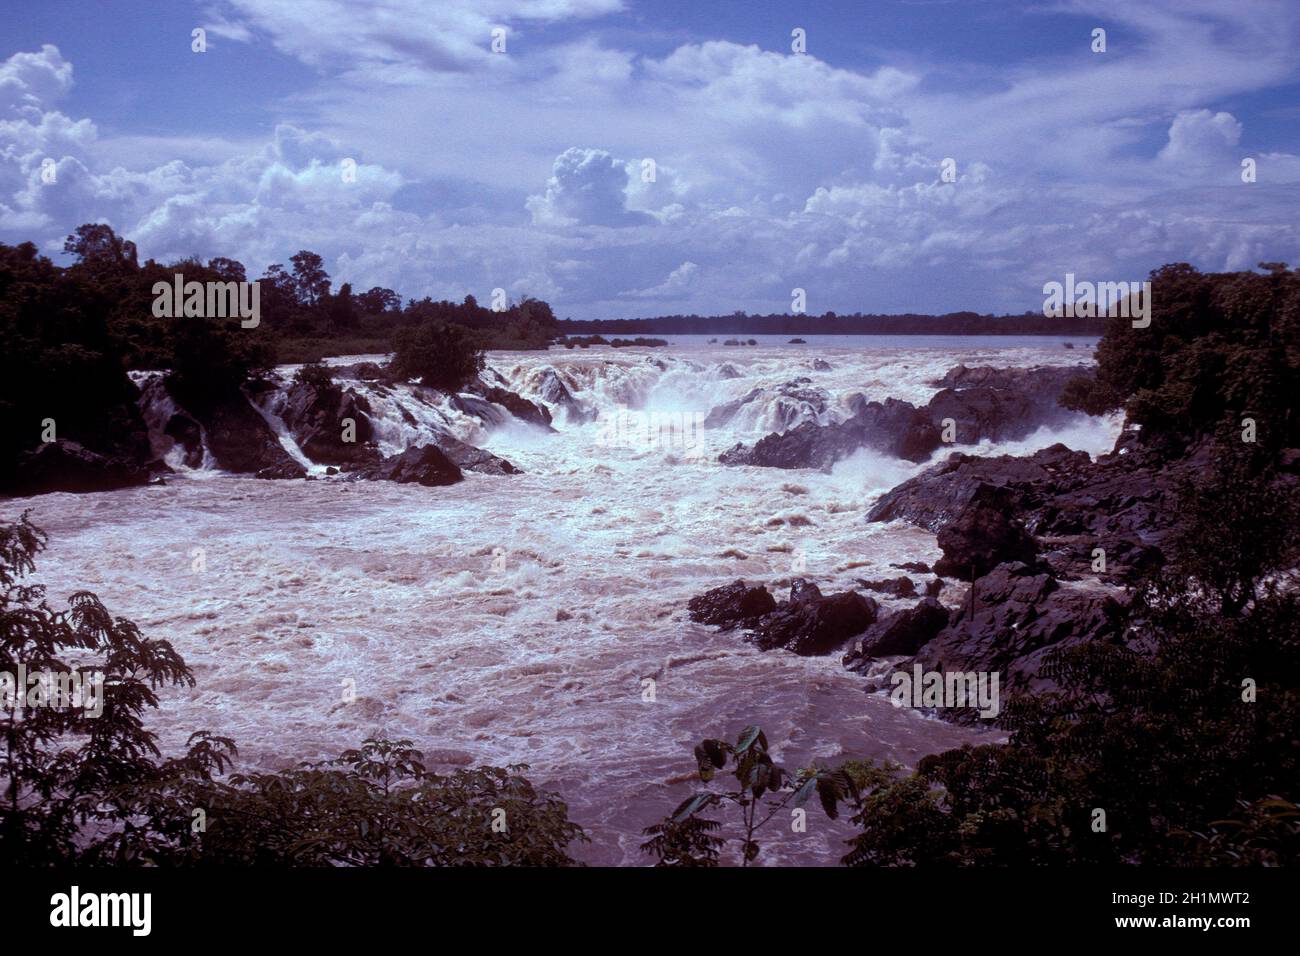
[10,339,1117,865]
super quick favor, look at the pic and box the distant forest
[557,311,1106,336]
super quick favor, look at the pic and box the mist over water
[4,339,1118,865]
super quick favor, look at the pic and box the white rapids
[3,338,1119,865]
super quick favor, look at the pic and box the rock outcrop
[350,445,463,487]
[932,485,1040,580]
[168,379,306,479]
[688,578,877,656]
[718,363,1091,471]
[843,596,949,666]
[7,441,152,495]
[686,580,777,629]
[281,378,378,466]
[908,562,1126,694]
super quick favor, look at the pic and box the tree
[289,250,330,306]
[358,287,401,315]
[1060,263,1300,451]
[326,282,358,330]
[63,223,138,271]
[207,257,247,283]
[0,513,220,864]
[389,320,485,391]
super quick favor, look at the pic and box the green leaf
[735,725,762,754]
[671,793,714,823]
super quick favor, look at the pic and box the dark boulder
[717,363,1087,472]
[332,361,387,381]
[704,388,762,429]
[687,580,777,629]
[749,579,879,656]
[351,445,463,487]
[255,460,307,480]
[281,378,378,466]
[163,412,204,469]
[7,441,151,495]
[856,576,917,598]
[527,370,594,425]
[908,562,1126,694]
[429,434,520,476]
[167,378,304,477]
[720,397,939,469]
[866,438,1219,582]
[932,485,1039,580]
[867,444,1089,531]
[471,385,555,429]
[707,380,828,432]
[843,596,949,667]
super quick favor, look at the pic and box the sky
[2,0,1299,319]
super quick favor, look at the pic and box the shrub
[389,321,485,391]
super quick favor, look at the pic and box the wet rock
[718,363,1087,471]
[470,384,555,429]
[908,562,1127,694]
[351,445,463,487]
[163,412,204,469]
[255,460,308,480]
[450,393,509,428]
[705,379,828,432]
[7,441,151,495]
[720,397,938,469]
[843,596,949,666]
[749,579,879,656]
[866,439,1223,582]
[856,576,917,598]
[430,434,520,476]
[281,378,379,466]
[893,561,931,574]
[332,361,387,381]
[867,444,1090,531]
[932,485,1039,580]
[527,370,594,424]
[931,363,1090,393]
[166,378,303,477]
[704,388,761,428]
[687,580,776,629]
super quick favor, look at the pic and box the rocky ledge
[718,363,1090,470]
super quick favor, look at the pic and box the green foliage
[390,320,485,391]
[642,725,849,866]
[1060,263,1300,450]
[0,239,146,474]
[292,361,336,391]
[0,512,201,864]
[179,739,587,866]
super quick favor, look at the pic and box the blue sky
[2,0,1299,319]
